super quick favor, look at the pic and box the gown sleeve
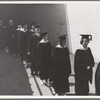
[88,48,94,68]
[66,48,71,77]
[87,48,94,84]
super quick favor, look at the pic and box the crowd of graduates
[0,19,71,96]
[0,19,100,96]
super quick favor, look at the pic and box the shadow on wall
[0,4,69,48]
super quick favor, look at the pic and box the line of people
[17,28,98,96]
[24,22,95,96]
[0,19,99,96]
[0,20,72,96]
[25,23,72,96]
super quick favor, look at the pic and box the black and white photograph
[0,1,99,98]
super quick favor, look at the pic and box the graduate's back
[95,62,100,95]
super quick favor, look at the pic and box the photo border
[0,0,99,99]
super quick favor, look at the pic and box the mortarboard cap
[80,34,92,41]
[58,34,67,40]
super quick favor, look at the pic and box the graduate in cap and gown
[95,61,100,95]
[27,22,36,44]
[52,34,71,95]
[38,32,52,86]
[26,22,36,63]
[30,25,41,76]
[74,34,94,95]
[19,24,28,65]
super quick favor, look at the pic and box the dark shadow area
[70,74,75,77]
[69,82,75,86]
[0,4,68,47]
[66,94,75,96]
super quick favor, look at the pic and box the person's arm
[88,48,94,69]
[66,48,71,76]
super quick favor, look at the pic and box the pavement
[0,51,32,95]
[0,51,97,96]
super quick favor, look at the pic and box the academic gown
[19,30,27,61]
[27,30,35,52]
[27,30,34,38]
[30,33,41,72]
[13,30,19,54]
[74,47,94,95]
[38,40,52,80]
[52,46,71,94]
[19,30,27,49]
[26,30,34,62]
[95,62,100,95]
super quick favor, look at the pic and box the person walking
[74,34,94,95]
[51,34,71,95]
[29,25,41,76]
[38,32,52,86]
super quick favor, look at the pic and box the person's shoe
[40,80,44,85]
[35,71,40,77]
[57,92,66,95]
[23,61,27,66]
[31,72,34,76]
[45,79,50,87]
[51,87,56,95]
[26,62,30,69]
[42,80,46,85]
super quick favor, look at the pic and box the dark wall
[0,4,69,48]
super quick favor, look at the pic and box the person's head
[18,25,22,29]
[41,32,48,40]
[58,34,66,46]
[8,19,13,25]
[23,24,27,30]
[80,34,92,48]
[35,25,40,33]
[30,22,36,30]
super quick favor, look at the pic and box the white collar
[56,44,62,48]
[20,28,26,32]
[35,33,40,37]
[17,28,20,30]
[39,39,49,43]
[79,45,88,50]
[39,39,46,43]
[30,29,34,32]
